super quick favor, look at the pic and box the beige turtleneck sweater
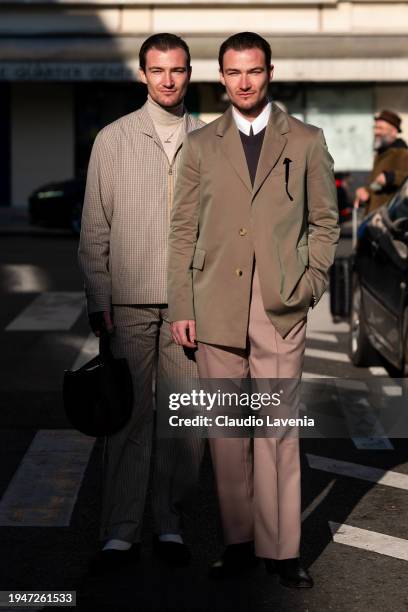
[146,94,185,164]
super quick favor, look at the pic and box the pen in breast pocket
[283,157,294,201]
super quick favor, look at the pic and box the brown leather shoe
[265,557,313,588]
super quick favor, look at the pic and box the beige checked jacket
[78,102,204,313]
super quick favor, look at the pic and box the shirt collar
[232,101,271,136]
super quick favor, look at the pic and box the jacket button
[236,268,243,277]
[239,228,247,236]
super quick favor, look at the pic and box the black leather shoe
[265,557,313,588]
[88,543,140,574]
[209,542,259,579]
[153,536,191,567]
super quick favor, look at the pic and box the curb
[0,225,75,238]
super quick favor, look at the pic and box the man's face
[139,47,191,109]
[219,47,273,118]
[374,119,398,150]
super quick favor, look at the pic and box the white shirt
[232,101,271,136]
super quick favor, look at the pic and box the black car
[28,178,86,234]
[349,177,408,375]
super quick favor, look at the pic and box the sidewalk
[0,207,72,237]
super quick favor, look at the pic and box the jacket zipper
[168,165,173,219]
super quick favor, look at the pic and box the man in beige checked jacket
[78,33,205,571]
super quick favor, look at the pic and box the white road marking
[329,522,408,562]
[382,385,402,397]
[6,292,85,331]
[307,292,349,333]
[335,379,368,392]
[0,430,95,526]
[305,347,350,363]
[71,333,99,370]
[302,372,333,379]
[369,366,388,376]
[1,264,49,293]
[338,395,394,450]
[301,479,336,522]
[307,454,408,490]
[352,437,394,450]
[306,331,338,344]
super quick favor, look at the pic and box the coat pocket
[191,247,206,270]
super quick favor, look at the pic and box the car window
[388,179,408,222]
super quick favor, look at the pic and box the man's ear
[269,64,274,82]
[138,68,147,85]
[219,70,226,87]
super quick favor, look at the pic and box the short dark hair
[139,33,191,72]
[218,32,272,72]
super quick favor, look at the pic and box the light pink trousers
[196,265,307,560]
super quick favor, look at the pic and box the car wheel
[349,273,377,366]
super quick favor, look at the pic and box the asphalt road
[0,233,407,612]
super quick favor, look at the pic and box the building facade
[1,0,408,208]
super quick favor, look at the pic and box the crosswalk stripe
[305,347,350,363]
[307,454,408,489]
[301,479,336,522]
[337,395,394,450]
[0,430,95,526]
[352,437,394,450]
[369,366,388,376]
[71,333,99,370]
[306,332,338,344]
[1,264,49,293]
[302,372,333,379]
[382,385,402,397]
[307,293,348,333]
[329,522,408,561]
[6,292,85,331]
[335,379,368,391]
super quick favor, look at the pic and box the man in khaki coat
[78,33,204,571]
[168,32,339,587]
[356,110,408,216]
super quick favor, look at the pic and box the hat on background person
[374,109,402,133]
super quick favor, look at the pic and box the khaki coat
[168,103,340,347]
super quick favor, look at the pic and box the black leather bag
[63,334,133,437]
[329,256,352,319]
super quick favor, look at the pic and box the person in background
[78,33,204,572]
[355,110,408,216]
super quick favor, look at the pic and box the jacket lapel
[252,103,290,199]
[217,108,252,194]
